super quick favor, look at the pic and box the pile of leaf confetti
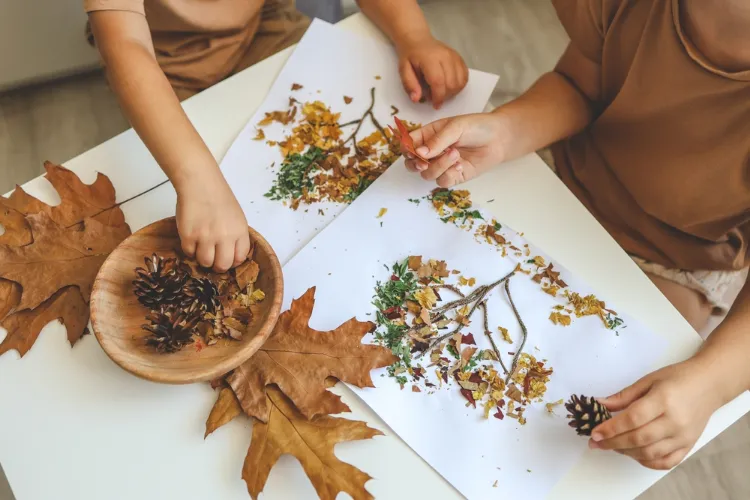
[371,256,554,424]
[256,84,414,209]
[418,188,625,331]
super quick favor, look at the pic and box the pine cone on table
[184,277,220,314]
[133,254,190,309]
[142,303,201,353]
[565,394,612,436]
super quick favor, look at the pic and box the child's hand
[589,359,723,470]
[397,36,468,109]
[176,174,250,273]
[404,113,507,187]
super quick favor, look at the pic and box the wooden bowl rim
[90,216,283,384]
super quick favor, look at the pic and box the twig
[418,270,515,357]
[344,87,377,147]
[479,301,509,376]
[72,178,170,228]
[503,277,528,384]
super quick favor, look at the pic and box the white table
[2,14,749,500]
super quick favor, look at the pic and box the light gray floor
[0,1,748,499]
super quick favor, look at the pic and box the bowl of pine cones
[89,217,283,384]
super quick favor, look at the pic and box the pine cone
[184,277,220,314]
[565,394,611,436]
[133,254,190,309]
[142,303,200,353]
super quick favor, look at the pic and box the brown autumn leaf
[0,286,89,358]
[0,213,130,311]
[0,198,31,246]
[243,387,381,500]
[228,287,396,422]
[234,260,259,291]
[3,162,127,231]
[0,280,22,321]
[205,387,243,438]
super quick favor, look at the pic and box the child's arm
[357,0,469,109]
[404,43,601,187]
[90,11,250,272]
[590,278,750,470]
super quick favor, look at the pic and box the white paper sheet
[219,19,499,264]
[278,162,668,499]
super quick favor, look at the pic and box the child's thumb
[599,377,651,412]
[417,121,462,159]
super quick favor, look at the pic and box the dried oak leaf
[243,387,381,500]
[0,213,129,311]
[205,387,243,438]
[234,259,259,291]
[0,280,22,321]
[3,162,127,232]
[227,287,396,421]
[0,286,88,358]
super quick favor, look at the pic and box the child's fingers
[416,121,463,160]
[638,447,689,471]
[436,161,466,188]
[195,240,216,269]
[213,242,234,273]
[181,235,197,258]
[617,437,680,461]
[599,375,653,412]
[399,59,422,103]
[591,395,662,443]
[233,235,251,268]
[591,415,672,451]
[421,148,460,181]
[404,158,422,173]
[422,61,447,109]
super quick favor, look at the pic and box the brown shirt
[84,0,308,96]
[551,0,750,271]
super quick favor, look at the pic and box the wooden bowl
[90,217,283,384]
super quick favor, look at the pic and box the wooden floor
[0,1,748,499]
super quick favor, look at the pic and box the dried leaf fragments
[0,163,130,358]
[260,88,405,208]
[228,287,396,421]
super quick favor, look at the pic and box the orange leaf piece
[0,286,88,358]
[228,287,396,421]
[0,213,130,311]
[242,386,381,500]
[389,116,428,162]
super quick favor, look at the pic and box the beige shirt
[84,0,308,95]
[551,0,750,271]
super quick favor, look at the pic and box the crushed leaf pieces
[377,207,388,218]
